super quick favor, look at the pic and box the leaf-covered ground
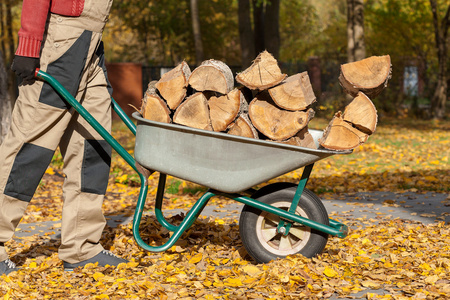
[1,117,449,299]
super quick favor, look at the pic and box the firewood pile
[139,51,391,151]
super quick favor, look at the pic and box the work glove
[11,55,40,83]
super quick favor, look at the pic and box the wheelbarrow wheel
[239,186,329,263]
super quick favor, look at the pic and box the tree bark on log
[249,92,314,141]
[268,72,316,111]
[155,61,191,110]
[236,50,287,90]
[173,92,213,130]
[339,55,391,98]
[188,59,234,94]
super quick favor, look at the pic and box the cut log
[343,92,378,134]
[188,59,234,94]
[140,81,171,123]
[208,89,246,132]
[227,114,258,139]
[249,93,315,141]
[173,92,212,130]
[278,127,316,149]
[339,55,392,98]
[268,72,316,111]
[155,61,191,110]
[319,112,368,151]
[236,50,287,90]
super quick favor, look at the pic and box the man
[0,0,128,275]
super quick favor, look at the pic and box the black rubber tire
[239,186,329,263]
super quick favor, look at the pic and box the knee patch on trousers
[81,140,111,195]
[4,143,54,202]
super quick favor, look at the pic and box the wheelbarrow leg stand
[132,172,213,252]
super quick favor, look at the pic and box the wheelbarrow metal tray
[133,112,350,193]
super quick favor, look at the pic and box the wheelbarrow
[36,70,350,264]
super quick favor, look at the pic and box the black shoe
[63,250,128,271]
[0,259,18,275]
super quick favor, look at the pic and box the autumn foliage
[1,117,448,299]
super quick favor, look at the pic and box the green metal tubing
[277,164,314,235]
[132,190,215,252]
[154,173,179,232]
[36,70,139,175]
[233,195,348,238]
[111,97,137,136]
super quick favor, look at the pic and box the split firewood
[268,72,316,111]
[155,61,191,110]
[140,81,171,123]
[278,127,316,149]
[319,112,368,151]
[188,59,234,94]
[339,55,391,98]
[343,92,378,134]
[249,92,315,141]
[236,50,287,90]
[209,89,247,132]
[173,92,212,131]
[227,114,258,139]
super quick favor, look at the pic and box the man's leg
[59,41,127,267]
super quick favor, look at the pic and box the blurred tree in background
[1,0,448,120]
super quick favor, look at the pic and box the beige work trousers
[0,0,114,264]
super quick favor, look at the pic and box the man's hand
[11,56,39,83]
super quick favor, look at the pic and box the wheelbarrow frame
[36,70,349,256]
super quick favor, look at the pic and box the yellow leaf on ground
[188,253,203,264]
[323,267,338,278]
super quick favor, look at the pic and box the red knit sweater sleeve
[15,0,51,58]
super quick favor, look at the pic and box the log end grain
[339,55,392,98]
[319,112,368,151]
[227,114,259,139]
[236,50,287,90]
[343,92,378,134]
[173,92,212,131]
[155,61,191,110]
[209,89,242,132]
[188,59,234,94]
[268,72,316,111]
[249,94,314,141]
[140,94,171,123]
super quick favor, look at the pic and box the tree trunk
[190,0,204,65]
[0,51,13,144]
[1,2,6,61]
[347,0,365,62]
[238,0,255,68]
[252,0,265,55]
[264,0,280,59]
[429,1,449,119]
